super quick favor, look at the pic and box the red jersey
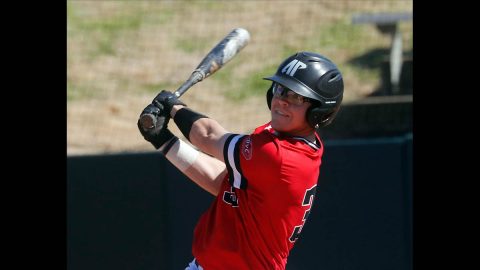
[192,123,323,269]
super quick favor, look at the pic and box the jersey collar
[265,125,320,151]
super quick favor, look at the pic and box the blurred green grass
[67,1,412,102]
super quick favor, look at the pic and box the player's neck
[277,130,319,150]
[304,132,317,143]
[274,129,317,144]
[296,132,317,145]
[290,127,317,142]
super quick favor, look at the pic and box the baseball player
[137,51,344,269]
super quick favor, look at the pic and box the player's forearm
[182,153,226,196]
[160,137,226,196]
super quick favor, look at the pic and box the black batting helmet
[264,51,344,128]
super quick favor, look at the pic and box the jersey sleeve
[223,131,283,191]
[223,134,248,189]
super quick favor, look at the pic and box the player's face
[270,84,314,136]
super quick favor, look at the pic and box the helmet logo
[281,59,307,77]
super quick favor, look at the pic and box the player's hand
[152,90,187,115]
[137,102,173,149]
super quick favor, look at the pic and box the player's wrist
[159,135,179,155]
[151,129,175,150]
[171,104,187,118]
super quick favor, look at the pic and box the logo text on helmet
[281,59,307,77]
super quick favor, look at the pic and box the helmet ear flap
[307,106,340,128]
[266,84,274,110]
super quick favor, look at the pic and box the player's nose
[273,95,290,107]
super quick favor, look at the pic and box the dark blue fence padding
[67,134,412,270]
[286,134,412,270]
[67,153,172,270]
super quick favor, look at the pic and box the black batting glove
[137,103,174,149]
[152,90,187,116]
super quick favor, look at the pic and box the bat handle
[174,69,206,97]
[140,69,205,131]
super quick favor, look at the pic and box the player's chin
[270,118,290,132]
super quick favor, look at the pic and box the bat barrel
[174,28,250,98]
[221,28,250,64]
[142,28,250,130]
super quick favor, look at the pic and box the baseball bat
[140,28,250,130]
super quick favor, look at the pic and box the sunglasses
[272,83,310,106]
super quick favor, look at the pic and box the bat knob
[139,114,156,130]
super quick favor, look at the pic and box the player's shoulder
[221,123,281,164]
[250,124,279,146]
[251,122,273,134]
[244,124,283,161]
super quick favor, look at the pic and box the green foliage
[68,4,143,58]
[176,36,214,54]
[221,64,277,102]
[89,16,141,57]
[317,19,366,51]
[67,81,100,101]
[315,18,392,85]
[78,15,142,33]
[141,82,177,95]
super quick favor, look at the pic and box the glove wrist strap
[160,136,179,155]
[151,128,174,149]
